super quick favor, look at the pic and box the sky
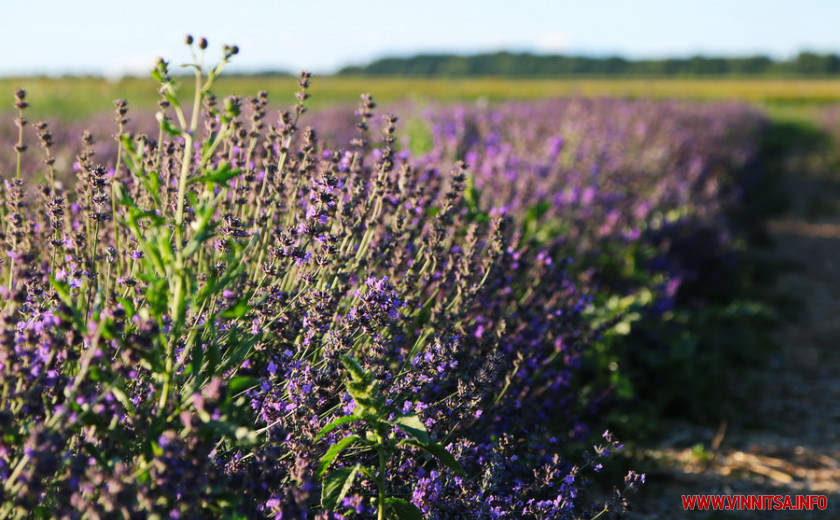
[1,0,839,78]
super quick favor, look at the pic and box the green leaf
[221,299,251,319]
[317,434,361,479]
[206,340,221,376]
[612,320,632,335]
[345,380,379,411]
[107,384,134,414]
[188,335,205,379]
[49,276,85,330]
[413,306,432,328]
[385,497,424,520]
[523,200,552,242]
[150,439,163,457]
[183,194,220,259]
[217,331,259,376]
[321,465,360,511]
[227,376,259,396]
[157,113,182,138]
[189,162,241,186]
[49,276,74,308]
[391,414,429,445]
[99,318,119,341]
[155,228,175,265]
[525,200,551,223]
[404,441,465,477]
[316,414,363,442]
[88,365,104,382]
[339,354,367,383]
[468,210,490,224]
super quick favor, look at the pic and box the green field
[2,75,840,120]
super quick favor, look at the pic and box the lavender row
[0,43,768,519]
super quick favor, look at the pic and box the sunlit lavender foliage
[0,40,770,519]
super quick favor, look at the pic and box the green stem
[84,220,101,323]
[158,357,173,415]
[377,445,387,520]
[14,109,23,181]
[112,125,125,275]
[175,66,204,245]
[3,451,30,495]
[4,111,26,301]
[175,132,195,242]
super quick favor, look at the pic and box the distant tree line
[338,51,840,77]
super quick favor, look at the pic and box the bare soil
[626,128,840,519]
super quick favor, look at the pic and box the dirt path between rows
[627,125,840,519]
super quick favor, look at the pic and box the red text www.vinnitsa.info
[682,494,828,511]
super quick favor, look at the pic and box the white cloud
[104,54,160,81]
[536,32,571,54]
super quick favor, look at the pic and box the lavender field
[0,44,796,519]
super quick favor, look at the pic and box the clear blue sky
[1,0,838,77]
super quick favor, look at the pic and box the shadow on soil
[593,115,840,519]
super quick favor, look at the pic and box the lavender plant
[0,36,774,518]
